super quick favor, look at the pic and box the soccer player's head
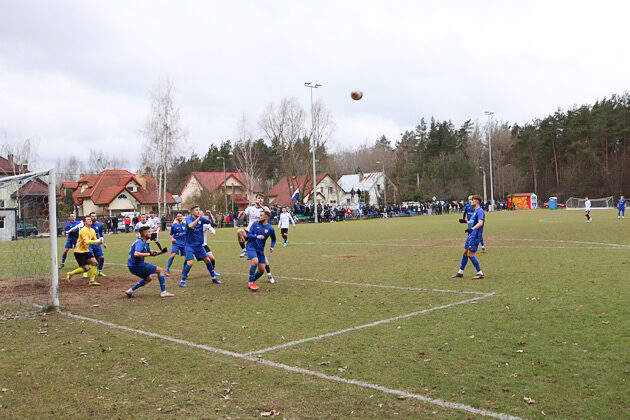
[585,196,589,200]
[260,206,271,222]
[281,207,286,213]
[471,195,482,206]
[140,214,147,222]
[190,206,201,217]
[150,211,155,217]
[176,211,184,222]
[84,215,92,226]
[89,212,97,222]
[138,225,151,239]
[467,195,473,204]
[622,195,625,200]
[69,213,76,222]
[255,193,264,206]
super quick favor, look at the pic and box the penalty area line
[243,293,495,356]
[58,310,520,420]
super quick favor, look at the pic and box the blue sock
[166,257,174,271]
[249,265,257,283]
[158,276,166,292]
[206,261,215,277]
[131,279,146,291]
[98,258,104,271]
[459,255,468,270]
[480,238,485,246]
[62,253,67,264]
[182,264,192,281]
[470,256,482,272]
[254,270,263,281]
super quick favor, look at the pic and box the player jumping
[459,195,485,252]
[180,206,220,288]
[59,213,81,269]
[166,211,186,276]
[125,225,173,298]
[452,194,485,280]
[65,215,104,286]
[618,195,626,219]
[236,193,264,257]
[246,207,276,291]
[278,207,296,247]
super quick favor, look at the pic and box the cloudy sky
[1,0,629,171]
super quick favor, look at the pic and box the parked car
[16,223,38,237]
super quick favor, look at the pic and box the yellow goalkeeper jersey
[75,227,96,253]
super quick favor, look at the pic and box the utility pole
[304,82,321,223]
[484,111,495,211]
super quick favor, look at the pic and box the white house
[337,172,395,207]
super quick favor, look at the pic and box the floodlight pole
[485,111,495,211]
[217,156,228,215]
[305,82,321,223]
[479,166,487,205]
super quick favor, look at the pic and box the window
[117,194,128,200]
[328,187,333,194]
[0,216,4,229]
[0,200,4,208]
[346,198,350,204]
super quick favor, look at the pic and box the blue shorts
[65,237,77,249]
[246,247,266,264]
[128,263,157,280]
[171,243,186,256]
[464,235,481,252]
[89,244,104,258]
[185,245,208,261]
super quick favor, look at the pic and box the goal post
[565,196,614,210]
[0,168,59,319]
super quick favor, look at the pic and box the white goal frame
[0,168,59,310]
[565,196,614,210]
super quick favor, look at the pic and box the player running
[166,211,186,276]
[180,206,220,288]
[452,195,485,280]
[585,196,592,222]
[124,225,173,298]
[65,216,104,286]
[59,213,81,269]
[246,207,276,291]
[459,195,485,252]
[278,207,296,247]
[147,210,166,251]
[617,195,626,219]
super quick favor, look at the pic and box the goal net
[0,169,58,319]
[565,196,614,210]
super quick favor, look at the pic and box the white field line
[106,263,487,296]
[244,293,495,356]
[58,310,520,420]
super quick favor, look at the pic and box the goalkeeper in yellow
[65,215,104,286]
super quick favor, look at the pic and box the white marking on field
[58,310,520,420]
[244,293,495,356]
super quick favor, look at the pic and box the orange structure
[507,193,538,209]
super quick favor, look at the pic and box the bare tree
[140,78,187,215]
[233,114,262,201]
[87,149,129,173]
[0,135,38,176]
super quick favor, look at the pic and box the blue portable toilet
[549,197,558,210]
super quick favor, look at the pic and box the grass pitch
[1,210,628,418]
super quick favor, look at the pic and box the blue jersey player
[60,213,82,268]
[459,195,485,252]
[166,211,187,275]
[452,195,485,279]
[125,225,173,298]
[246,207,276,291]
[618,195,626,219]
[180,206,220,287]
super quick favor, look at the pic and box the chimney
[7,154,14,165]
[135,170,147,190]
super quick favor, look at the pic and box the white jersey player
[278,207,296,247]
[236,194,264,257]
[584,196,592,222]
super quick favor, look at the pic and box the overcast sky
[1,0,629,171]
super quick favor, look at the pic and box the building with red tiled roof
[59,170,175,216]
[268,172,345,206]
[0,154,28,177]
[179,171,262,211]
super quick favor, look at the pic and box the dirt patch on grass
[322,254,369,259]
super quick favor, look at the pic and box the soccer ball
[351,88,363,100]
